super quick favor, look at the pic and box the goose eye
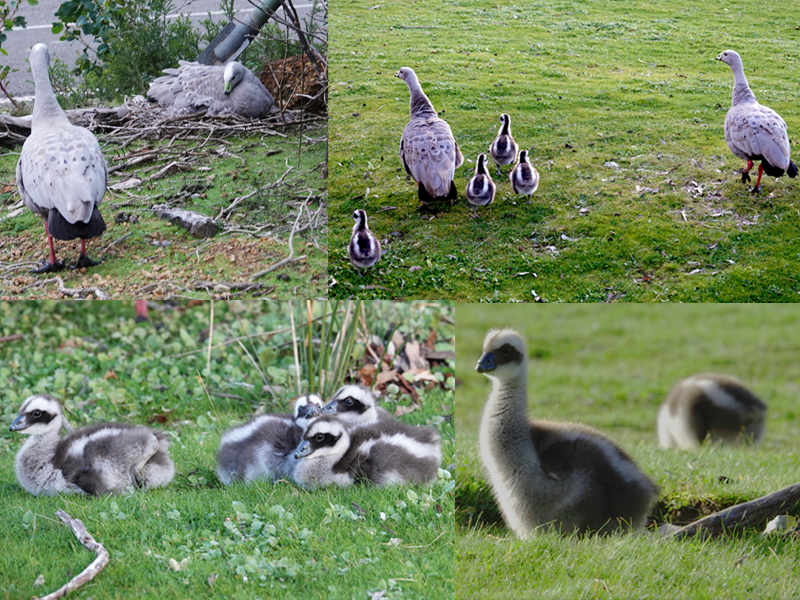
[32,410,41,419]
[343,397,354,407]
[501,346,510,356]
[315,433,325,443]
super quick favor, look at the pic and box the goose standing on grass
[217,394,323,485]
[716,50,797,193]
[465,154,496,217]
[16,43,107,273]
[657,373,767,449]
[477,329,659,537]
[148,61,274,118]
[489,114,518,174]
[396,67,464,207]
[347,209,381,275]
[509,150,540,202]
[9,394,174,496]
[293,415,441,489]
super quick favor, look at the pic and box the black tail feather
[48,207,106,241]
[789,160,798,179]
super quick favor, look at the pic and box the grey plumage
[9,394,174,496]
[396,67,464,205]
[16,43,107,273]
[489,113,519,173]
[293,415,441,489]
[148,61,274,118]
[509,150,540,202]
[348,209,381,275]
[466,153,496,216]
[716,49,797,192]
[216,394,323,485]
[657,373,767,449]
[477,329,659,537]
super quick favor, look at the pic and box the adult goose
[9,394,174,496]
[509,150,540,202]
[489,114,518,174]
[396,67,464,207]
[477,329,659,537]
[347,209,381,275]
[148,61,274,118]
[16,43,107,273]
[466,153,496,217]
[717,50,797,192]
[657,373,767,449]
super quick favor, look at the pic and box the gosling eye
[32,410,42,419]
[315,433,326,443]
[501,345,511,356]
[343,397,355,407]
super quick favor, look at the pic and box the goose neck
[729,63,757,106]
[31,59,68,128]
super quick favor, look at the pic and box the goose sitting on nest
[477,329,659,536]
[9,395,174,496]
[466,153,496,217]
[148,61,275,118]
[17,43,107,273]
[396,67,464,207]
[489,114,519,175]
[657,373,767,449]
[217,394,323,485]
[347,209,381,275]
[293,415,441,489]
[716,50,797,193]
[509,150,540,202]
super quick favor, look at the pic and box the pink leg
[46,223,57,265]
[753,164,765,193]
[135,300,149,322]
[31,223,65,274]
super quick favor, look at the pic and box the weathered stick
[152,204,219,238]
[36,510,109,600]
[668,482,800,540]
[53,277,110,300]
[0,334,24,343]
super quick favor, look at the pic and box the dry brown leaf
[375,369,398,388]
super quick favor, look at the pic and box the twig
[252,203,308,279]
[668,481,800,540]
[53,276,110,300]
[38,510,109,600]
[0,333,24,343]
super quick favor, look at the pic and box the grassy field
[327,0,800,301]
[0,301,455,600]
[455,304,800,599]
[0,126,327,299]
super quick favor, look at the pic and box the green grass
[455,304,800,599]
[0,301,455,600]
[0,128,327,299]
[327,0,800,300]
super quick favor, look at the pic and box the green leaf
[51,22,63,34]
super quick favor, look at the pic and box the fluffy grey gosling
[9,394,174,496]
[322,384,392,426]
[466,153,496,217]
[489,113,519,174]
[217,394,323,485]
[477,329,659,536]
[716,50,797,192]
[509,150,540,202]
[348,209,381,275]
[657,373,767,449]
[293,415,441,489]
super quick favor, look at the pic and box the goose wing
[400,116,463,197]
[725,103,792,169]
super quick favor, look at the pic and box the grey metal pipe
[196,0,287,65]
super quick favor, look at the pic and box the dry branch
[152,205,219,238]
[36,510,109,600]
[253,203,307,278]
[0,333,24,343]
[52,276,110,300]
[668,481,800,540]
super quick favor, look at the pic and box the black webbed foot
[741,171,751,184]
[31,259,65,274]
[70,255,103,270]
[749,185,762,194]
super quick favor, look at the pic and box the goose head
[295,416,349,459]
[223,62,245,94]
[293,394,323,429]
[395,67,417,84]
[476,329,527,382]
[322,385,379,424]
[715,50,741,68]
[9,395,64,435]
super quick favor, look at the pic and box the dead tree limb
[668,481,800,540]
[53,276,111,300]
[152,205,219,238]
[0,333,24,343]
[37,510,109,600]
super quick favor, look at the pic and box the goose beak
[9,414,27,432]
[322,401,337,414]
[715,53,723,61]
[476,352,496,373]
[295,441,312,459]
[223,82,233,94]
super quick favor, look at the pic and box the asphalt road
[1,0,324,101]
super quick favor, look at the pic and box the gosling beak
[322,401,337,414]
[476,352,496,373]
[301,404,321,419]
[295,441,312,459]
[9,414,27,432]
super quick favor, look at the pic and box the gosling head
[223,62,245,95]
[294,416,349,459]
[476,329,527,382]
[293,394,323,429]
[322,385,379,424]
[9,395,64,435]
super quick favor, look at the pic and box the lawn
[0,301,455,600]
[327,0,800,301]
[455,303,800,599]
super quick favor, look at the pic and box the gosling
[489,113,519,174]
[466,153,496,217]
[348,209,381,275]
[509,150,540,202]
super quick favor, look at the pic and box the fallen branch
[668,482,800,540]
[0,333,24,343]
[53,276,111,300]
[37,510,109,600]
[152,205,219,238]
[252,203,307,279]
